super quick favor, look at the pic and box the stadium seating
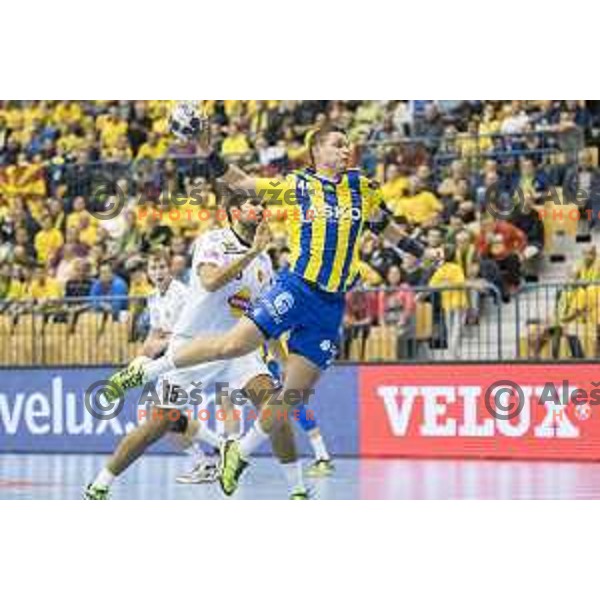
[1,100,599,365]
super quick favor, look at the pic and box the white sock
[192,424,222,450]
[93,467,115,488]
[145,355,176,382]
[309,430,330,461]
[280,461,305,492]
[238,421,269,460]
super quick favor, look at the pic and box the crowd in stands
[1,100,599,361]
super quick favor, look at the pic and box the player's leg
[164,368,226,484]
[105,317,265,399]
[84,407,174,499]
[241,373,307,498]
[265,344,333,477]
[169,415,220,484]
[298,404,334,478]
[220,353,322,498]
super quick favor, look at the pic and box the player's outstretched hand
[252,218,272,254]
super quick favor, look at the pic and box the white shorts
[152,349,271,412]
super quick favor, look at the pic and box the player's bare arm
[140,329,169,358]
[197,220,272,292]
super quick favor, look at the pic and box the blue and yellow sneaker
[219,439,249,496]
[306,459,335,478]
[83,483,110,500]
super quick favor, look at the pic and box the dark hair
[307,124,347,166]
[224,189,249,222]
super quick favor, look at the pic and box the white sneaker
[175,460,218,484]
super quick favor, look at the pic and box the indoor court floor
[3,454,600,499]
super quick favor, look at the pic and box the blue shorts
[247,270,345,370]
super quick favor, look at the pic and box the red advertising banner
[359,363,600,460]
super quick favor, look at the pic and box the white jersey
[171,228,273,342]
[147,279,190,334]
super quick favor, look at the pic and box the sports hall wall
[3,364,600,459]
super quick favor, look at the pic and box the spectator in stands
[65,196,88,230]
[77,212,99,249]
[128,260,153,342]
[136,131,167,161]
[510,190,545,278]
[381,163,409,212]
[15,226,36,264]
[52,227,89,266]
[29,263,63,315]
[221,120,251,159]
[171,254,189,284]
[34,214,64,267]
[0,262,10,302]
[517,158,547,198]
[393,215,425,258]
[556,266,587,358]
[400,252,428,286]
[64,258,94,333]
[65,259,93,299]
[477,212,526,298]
[342,289,376,361]
[575,148,600,230]
[575,245,600,281]
[500,103,529,134]
[116,209,143,256]
[394,176,443,227]
[48,198,66,232]
[429,246,468,359]
[55,243,80,286]
[379,264,417,359]
[90,261,128,321]
[359,232,401,281]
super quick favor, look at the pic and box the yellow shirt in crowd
[30,277,63,300]
[34,228,64,265]
[393,191,442,225]
[429,262,468,310]
[221,133,251,156]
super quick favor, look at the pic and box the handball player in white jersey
[85,195,307,499]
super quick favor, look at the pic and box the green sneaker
[289,486,311,500]
[219,440,248,496]
[83,483,110,500]
[306,459,335,478]
[105,361,146,402]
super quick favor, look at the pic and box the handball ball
[169,101,203,140]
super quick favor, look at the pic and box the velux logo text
[377,385,583,439]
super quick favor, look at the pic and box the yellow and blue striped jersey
[255,168,383,294]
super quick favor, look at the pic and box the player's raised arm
[171,102,289,201]
[197,219,272,293]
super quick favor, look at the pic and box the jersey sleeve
[192,233,227,268]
